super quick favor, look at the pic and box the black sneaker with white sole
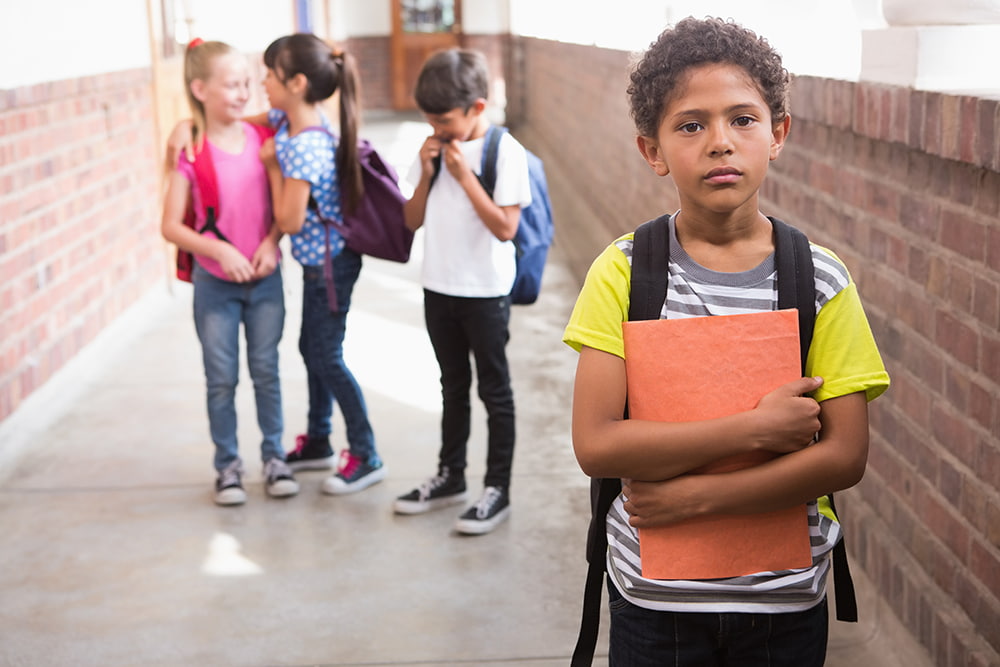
[455,486,510,535]
[215,460,247,506]
[393,468,467,514]
[285,434,335,471]
[263,458,300,498]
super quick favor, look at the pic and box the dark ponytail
[263,34,363,214]
[334,50,362,215]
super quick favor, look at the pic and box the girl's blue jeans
[299,250,378,464]
[607,578,828,667]
[192,263,285,472]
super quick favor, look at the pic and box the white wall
[510,0,864,80]
[0,0,151,89]
[0,0,296,90]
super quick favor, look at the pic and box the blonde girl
[161,39,298,506]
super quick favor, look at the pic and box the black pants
[424,289,515,488]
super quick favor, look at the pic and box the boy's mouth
[705,166,741,184]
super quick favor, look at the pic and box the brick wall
[509,36,1000,667]
[0,69,164,421]
[347,33,508,114]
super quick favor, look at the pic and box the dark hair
[264,33,363,214]
[628,17,790,137]
[413,48,489,114]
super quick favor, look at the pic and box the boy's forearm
[639,392,869,524]
[459,173,518,241]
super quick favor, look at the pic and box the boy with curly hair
[563,17,889,665]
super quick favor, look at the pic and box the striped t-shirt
[563,213,890,613]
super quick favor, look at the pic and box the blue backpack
[432,126,555,304]
[479,126,554,305]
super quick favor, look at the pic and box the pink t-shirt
[178,122,275,281]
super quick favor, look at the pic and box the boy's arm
[442,139,519,241]
[572,345,824,482]
[160,171,255,282]
[622,391,869,527]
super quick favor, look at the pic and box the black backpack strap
[572,214,672,666]
[628,214,672,322]
[773,217,858,622]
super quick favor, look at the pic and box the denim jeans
[192,263,285,472]
[299,250,378,464]
[423,289,515,488]
[607,579,828,667]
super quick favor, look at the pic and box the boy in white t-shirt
[394,48,532,535]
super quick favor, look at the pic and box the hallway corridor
[0,117,932,667]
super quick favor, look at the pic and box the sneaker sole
[266,480,300,498]
[215,488,247,506]
[454,506,511,535]
[287,457,336,472]
[393,492,468,515]
[321,466,387,495]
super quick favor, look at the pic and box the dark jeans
[423,289,515,488]
[299,250,378,463]
[607,579,828,667]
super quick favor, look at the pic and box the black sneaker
[263,458,300,498]
[455,486,510,535]
[215,460,247,506]
[393,468,467,515]
[285,434,335,471]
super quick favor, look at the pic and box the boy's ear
[770,114,792,161]
[636,135,670,177]
[470,98,487,115]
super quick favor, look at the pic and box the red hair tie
[187,37,205,50]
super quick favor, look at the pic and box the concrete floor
[0,116,935,666]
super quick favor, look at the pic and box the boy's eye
[733,116,755,127]
[679,122,702,133]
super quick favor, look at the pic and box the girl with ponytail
[258,33,387,495]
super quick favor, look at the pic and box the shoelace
[265,459,292,481]
[291,434,309,454]
[219,462,243,487]
[473,487,503,519]
[418,472,449,500]
[337,450,361,478]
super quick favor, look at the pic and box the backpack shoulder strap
[572,214,671,667]
[189,143,229,243]
[772,217,857,622]
[478,125,505,198]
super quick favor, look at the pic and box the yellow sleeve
[562,235,633,358]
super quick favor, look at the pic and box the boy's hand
[440,138,473,183]
[622,476,699,528]
[418,136,443,177]
[751,376,824,453]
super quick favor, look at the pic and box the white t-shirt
[407,130,532,298]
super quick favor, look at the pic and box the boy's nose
[707,125,735,156]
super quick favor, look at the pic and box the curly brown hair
[628,17,790,137]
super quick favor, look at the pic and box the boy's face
[423,100,485,143]
[637,63,789,218]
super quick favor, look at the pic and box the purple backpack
[302,129,413,310]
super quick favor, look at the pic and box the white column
[860,0,1000,92]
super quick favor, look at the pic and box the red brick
[940,208,989,262]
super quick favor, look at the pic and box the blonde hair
[184,40,240,151]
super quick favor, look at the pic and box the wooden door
[390,0,463,110]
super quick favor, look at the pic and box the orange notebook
[622,309,813,580]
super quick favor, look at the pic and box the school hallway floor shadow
[0,113,934,667]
